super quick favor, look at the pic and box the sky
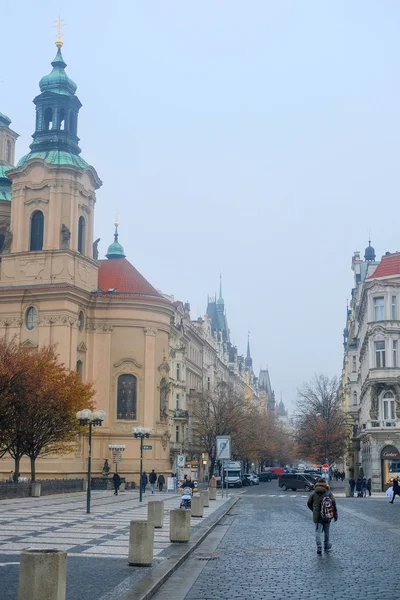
[1,1,400,410]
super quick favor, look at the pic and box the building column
[143,328,157,430]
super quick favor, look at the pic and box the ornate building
[0,40,174,480]
[342,242,400,491]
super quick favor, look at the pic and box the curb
[120,496,239,600]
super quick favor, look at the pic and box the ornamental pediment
[20,338,38,349]
[113,357,142,369]
[77,342,87,353]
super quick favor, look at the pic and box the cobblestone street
[153,482,400,600]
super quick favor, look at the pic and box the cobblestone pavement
[0,488,233,600]
[153,482,400,600]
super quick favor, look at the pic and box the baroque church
[0,39,175,479]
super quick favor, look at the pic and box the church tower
[0,112,19,249]
[2,37,101,292]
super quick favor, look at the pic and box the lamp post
[132,426,151,502]
[77,409,106,514]
[108,444,126,473]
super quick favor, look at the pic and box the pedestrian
[362,477,367,498]
[149,469,157,494]
[307,477,338,555]
[157,473,165,492]
[349,476,355,497]
[141,471,148,494]
[356,476,363,498]
[112,472,121,496]
[390,477,400,504]
[366,478,372,497]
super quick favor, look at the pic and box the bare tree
[295,374,346,464]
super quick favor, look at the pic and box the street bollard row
[18,491,215,596]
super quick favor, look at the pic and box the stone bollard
[148,501,164,528]
[18,549,67,600]
[119,483,125,492]
[345,487,350,498]
[128,520,154,566]
[82,480,88,492]
[191,495,204,518]
[209,487,217,501]
[170,509,191,543]
[31,482,41,498]
[200,490,209,507]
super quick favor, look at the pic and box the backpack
[320,491,334,522]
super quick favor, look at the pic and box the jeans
[350,486,355,497]
[151,483,155,493]
[315,521,330,547]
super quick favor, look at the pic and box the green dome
[39,48,77,96]
[0,164,11,201]
[0,164,12,179]
[106,224,126,259]
[0,112,11,127]
[17,150,90,169]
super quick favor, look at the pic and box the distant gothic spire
[245,331,252,368]
[217,273,224,305]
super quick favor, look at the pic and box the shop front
[381,445,400,491]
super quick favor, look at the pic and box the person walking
[149,469,157,494]
[362,477,367,498]
[307,478,338,555]
[112,472,121,496]
[366,478,372,497]
[349,476,355,497]
[157,473,165,492]
[390,477,400,504]
[141,471,148,494]
[356,476,363,498]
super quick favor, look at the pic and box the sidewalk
[0,488,237,600]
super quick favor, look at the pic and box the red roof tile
[368,253,400,279]
[97,258,165,299]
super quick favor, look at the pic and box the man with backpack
[307,477,338,555]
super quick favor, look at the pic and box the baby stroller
[180,487,193,509]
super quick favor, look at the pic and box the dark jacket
[181,479,195,489]
[112,473,121,487]
[157,474,165,485]
[149,471,157,484]
[349,477,355,487]
[141,473,148,485]
[367,478,372,490]
[355,477,363,492]
[307,481,338,524]
[393,478,400,492]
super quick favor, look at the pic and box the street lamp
[132,426,151,502]
[77,409,106,514]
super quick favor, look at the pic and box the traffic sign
[216,436,231,460]
[143,445,152,450]
[177,454,185,467]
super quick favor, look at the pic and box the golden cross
[115,210,119,227]
[53,15,65,47]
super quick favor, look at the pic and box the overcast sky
[2,1,400,410]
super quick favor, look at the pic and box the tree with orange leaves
[0,339,95,481]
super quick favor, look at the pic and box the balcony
[362,420,398,431]
[170,441,183,452]
[173,409,189,421]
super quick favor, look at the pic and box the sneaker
[324,544,332,552]
[317,546,322,555]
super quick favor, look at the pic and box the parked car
[242,473,259,486]
[258,472,272,482]
[241,475,252,486]
[278,473,315,492]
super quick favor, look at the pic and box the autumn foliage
[0,339,95,480]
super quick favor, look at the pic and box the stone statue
[61,224,71,249]
[93,238,100,260]
[102,459,110,477]
[2,226,12,254]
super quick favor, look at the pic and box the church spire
[217,273,224,305]
[245,331,253,368]
[106,217,126,260]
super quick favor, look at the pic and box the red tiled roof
[97,258,165,299]
[368,253,400,279]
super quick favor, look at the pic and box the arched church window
[59,109,66,131]
[5,140,11,164]
[78,216,86,254]
[30,211,44,251]
[76,360,83,381]
[160,378,168,417]
[117,374,137,420]
[44,107,53,131]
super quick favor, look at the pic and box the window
[76,360,83,381]
[175,425,180,443]
[26,306,37,330]
[207,376,211,391]
[117,374,137,420]
[394,341,398,368]
[30,210,44,251]
[44,107,53,131]
[78,311,85,332]
[353,391,357,406]
[375,341,386,368]
[176,394,180,410]
[176,363,180,380]
[392,296,397,320]
[78,216,85,254]
[374,297,385,321]
[160,378,168,417]
[59,109,66,131]
[383,391,396,421]
[352,356,356,372]
[5,140,11,164]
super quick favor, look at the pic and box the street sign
[143,445,152,450]
[112,450,122,464]
[216,436,231,460]
[177,454,185,467]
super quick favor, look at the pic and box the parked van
[278,473,315,492]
